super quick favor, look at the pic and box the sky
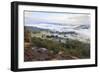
[24,11,90,25]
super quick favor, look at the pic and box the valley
[24,23,90,61]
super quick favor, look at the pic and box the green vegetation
[31,37,90,59]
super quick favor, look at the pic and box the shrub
[31,37,90,59]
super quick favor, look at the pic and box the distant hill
[74,24,90,29]
[24,26,50,32]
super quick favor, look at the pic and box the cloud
[24,11,90,25]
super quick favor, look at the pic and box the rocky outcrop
[24,47,79,62]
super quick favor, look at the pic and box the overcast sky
[24,11,90,25]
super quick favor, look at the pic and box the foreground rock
[24,47,79,62]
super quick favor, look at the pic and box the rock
[24,47,79,61]
[24,48,33,61]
